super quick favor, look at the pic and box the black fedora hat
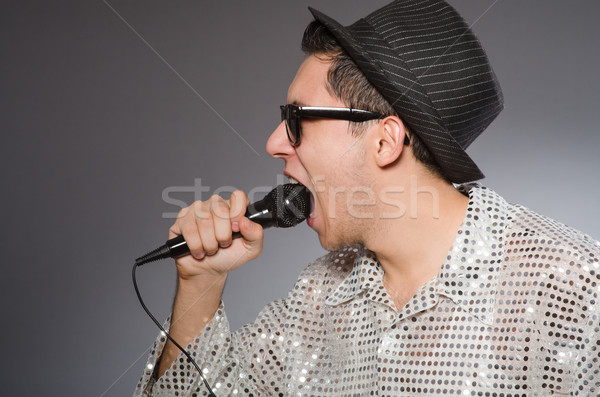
[308,0,503,183]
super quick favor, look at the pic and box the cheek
[315,181,349,221]
[297,147,328,182]
[298,121,355,162]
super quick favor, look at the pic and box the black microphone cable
[132,260,217,396]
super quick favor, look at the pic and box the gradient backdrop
[1,1,599,396]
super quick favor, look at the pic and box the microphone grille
[266,183,311,228]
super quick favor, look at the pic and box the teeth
[287,176,300,184]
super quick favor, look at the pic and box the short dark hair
[301,20,448,181]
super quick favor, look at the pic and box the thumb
[239,216,263,244]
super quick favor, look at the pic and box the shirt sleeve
[573,305,600,395]
[132,255,347,397]
[133,298,290,397]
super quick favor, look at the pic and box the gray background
[1,1,599,396]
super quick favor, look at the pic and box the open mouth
[285,175,301,185]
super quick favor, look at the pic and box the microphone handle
[166,230,243,259]
[135,198,274,265]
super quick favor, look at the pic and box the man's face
[266,55,373,250]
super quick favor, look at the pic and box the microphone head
[264,183,311,228]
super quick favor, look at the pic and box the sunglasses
[280,104,393,146]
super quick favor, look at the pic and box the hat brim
[308,7,485,183]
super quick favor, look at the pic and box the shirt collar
[325,183,509,326]
[324,247,383,306]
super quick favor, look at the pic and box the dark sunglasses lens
[281,106,299,146]
[280,106,287,123]
[285,123,295,145]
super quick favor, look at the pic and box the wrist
[177,272,227,294]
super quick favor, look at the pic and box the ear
[371,116,408,168]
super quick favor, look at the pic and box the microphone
[135,183,311,265]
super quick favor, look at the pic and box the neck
[363,171,469,295]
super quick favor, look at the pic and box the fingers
[170,190,251,259]
[183,220,206,260]
[170,207,204,259]
[229,191,262,243]
[238,216,264,244]
[211,196,233,248]
[229,190,249,224]
[196,200,218,255]
[198,195,232,254]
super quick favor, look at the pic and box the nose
[266,121,295,159]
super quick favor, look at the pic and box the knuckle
[168,226,179,239]
[193,203,211,221]
[177,207,189,219]
[212,204,231,221]
[211,194,226,206]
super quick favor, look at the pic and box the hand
[168,190,264,280]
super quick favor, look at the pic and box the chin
[317,231,352,252]
[320,241,342,252]
[313,216,359,251]
[316,231,334,251]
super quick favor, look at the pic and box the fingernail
[206,250,218,256]
[194,252,205,260]
[219,240,232,248]
[232,221,239,232]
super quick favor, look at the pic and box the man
[135,1,600,395]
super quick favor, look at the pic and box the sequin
[135,184,600,396]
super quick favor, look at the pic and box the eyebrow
[290,100,307,107]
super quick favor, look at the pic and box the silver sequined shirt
[135,184,600,396]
